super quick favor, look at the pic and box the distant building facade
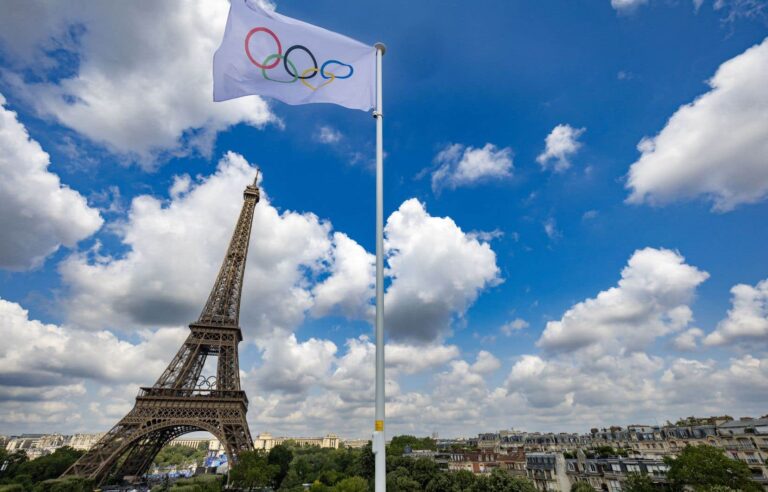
[253,432,340,451]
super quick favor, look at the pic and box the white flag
[213,1,376,111]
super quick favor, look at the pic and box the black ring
[283,45,318,79]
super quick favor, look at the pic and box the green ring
[261,54,298,83]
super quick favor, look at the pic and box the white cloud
[0,2,273,165]
[501,318,529,336]
[252,333,338,394]
[311,232,374,319]
[57,153,501,351]
[0,298,186,388]
[705,278,768,347]
[626,38,768,212]
[0,297,188,432]
[536,124,586,172]
[315,126,343,145]
[471,351,501,374]
[538,248,709,354]
[431,143,513,192]
[59,152,334,336]
[0,94,102,270]
[611,0,649,12]
[673,327,704,351]
[543,218,561,240]
[384,199,501,342]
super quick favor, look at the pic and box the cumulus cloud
[536,124,586,172]
[311,233,374,319]
[431,143,513,192]
[674,327,705,351]
[705,278,768,347]
[384,199,502,342]
[59,152,334,335]
[501,249,768,428]
[0,94,102,270]
[0,297,187,431]
[501,318,529,336]
[626,38,768,212]
[56,153,499,353]
[0,2,273,165]
[252,333,338,394]
[538,248,708,355]
[0,298,186,388]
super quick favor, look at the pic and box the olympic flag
[213,0,376,111]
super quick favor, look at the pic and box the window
[609,480,622,492]
[627,464,640,473]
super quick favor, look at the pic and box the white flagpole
[373,41,386,492]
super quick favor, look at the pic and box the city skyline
[1,0,767,441]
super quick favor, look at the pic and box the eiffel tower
[63,176,261,485]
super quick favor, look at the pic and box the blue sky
[0,0,767,438]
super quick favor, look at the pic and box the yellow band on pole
[375,420,384,432]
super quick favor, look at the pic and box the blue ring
[320,60,354,79]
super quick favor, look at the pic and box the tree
[471,469,537,492]
[388,436,436,456]
[357,443,375,482]
[268,445,293,488]
[386,466,420,492]
[14,447,84,484]
[409,458,439,489]
[665,445,760,492]
[591,446,626,458]
[623,473,655,492]
[571,482,595,492]
[332,476,368,492]
[229,451,278,490]
[0,451,29,481]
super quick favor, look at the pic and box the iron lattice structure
[63,178,261,485]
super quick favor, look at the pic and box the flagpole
[373,41,386,492]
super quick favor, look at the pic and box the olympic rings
[245,27,282,69]
[300,68,336,92]
[244,26,355,90]
[321,60,354,80]
[261,54,298,83]
[284,45,318,80]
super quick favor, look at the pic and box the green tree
[386,466,420,492]
[665,445,760,492]
[229,450,278,490]
[13,447,84,484]
[0,485,24,492]
[268,445,293,488]
[592,446,625,458]
[623,473,655,492]
[153,445,207,469]
[388,436,436,457]
[410,458,439,489]
[357,443,375,482]
[332,476,368,492]
[571,481,595,492]
[471,469,537,492]
[0,451,29,481]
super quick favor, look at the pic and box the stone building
[252,432,340,451]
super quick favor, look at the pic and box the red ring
[245,27,282,69]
